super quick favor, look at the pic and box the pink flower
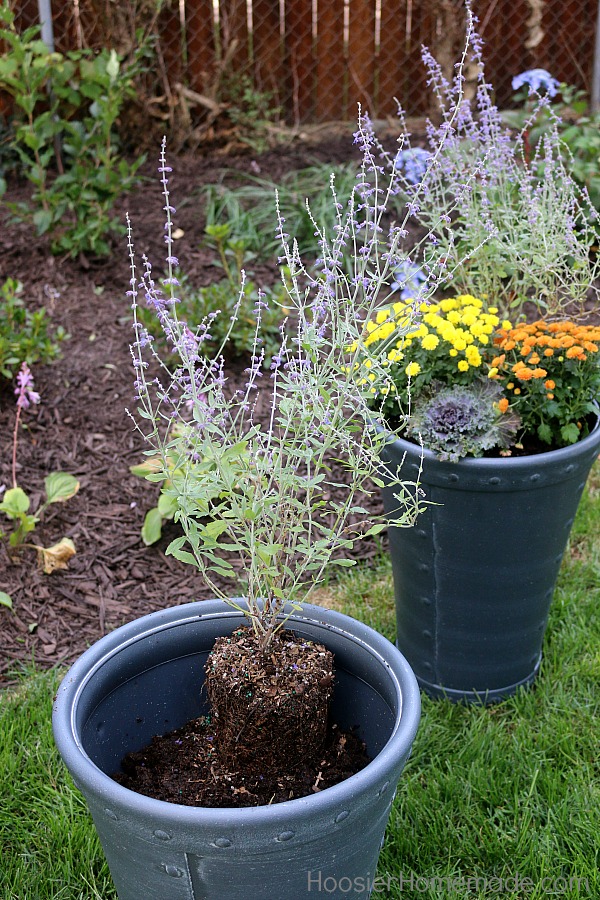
[15,362,40,410]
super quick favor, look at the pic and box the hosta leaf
[157,492,178,518]
[0,487,30,517]
[141,508,163,546]
[45,473,80,504]
[130,458,163,477]
[36,537,76,574]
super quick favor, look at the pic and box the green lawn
[2,468,598,899]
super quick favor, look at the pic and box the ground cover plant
[2,473,598,896]
[202,161,359,260]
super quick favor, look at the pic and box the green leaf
[9,514,38,545]
[141,508,163,546]
[330,559,356,567]
[201,520,230,540]
[157,493,177,518]
[0,592,13,610]
[165,539,199,568]
[205,559,234,576]
[44,472,80,504]
[560,423,581,445]
[0,487,30,517]
[363,522,387,537]
[32,208,54,235]
[537,423,553,445]
[105,49,120,83]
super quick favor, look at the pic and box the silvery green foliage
[390,20,600,317]
[408,381,520,462]
[127,146,422,650]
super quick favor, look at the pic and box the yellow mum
[465,345,482,367]
[405,362,421,377]
[457,360,470,372]
[421,333,440,351]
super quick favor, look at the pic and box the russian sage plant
[389,23,600,316]
[128,12,493,649]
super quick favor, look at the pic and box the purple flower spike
[15,362,41,410]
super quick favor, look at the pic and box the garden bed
[0,135,389,685]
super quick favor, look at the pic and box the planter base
[381,413,600,703]
[412,653,541,703]
[53,600,421,900]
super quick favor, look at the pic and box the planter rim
[378,405,600,473]
[53,599,421,825]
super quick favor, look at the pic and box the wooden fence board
[315,0,348,121]
[251,0,286,109]
[284,0,316,123]
[347,0,376,118]
[377,0,411,118]
[185,0,217,93]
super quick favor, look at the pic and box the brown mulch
[0,135,386,686]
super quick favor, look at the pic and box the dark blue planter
[52,600,420,900]
[380,416,600,703]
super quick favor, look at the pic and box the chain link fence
[6,0,600,144]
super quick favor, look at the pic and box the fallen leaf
[36,538,76,574]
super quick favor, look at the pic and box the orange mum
[497,397,509,413]
[515,367,534,381]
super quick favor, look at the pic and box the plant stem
[12,405,22,489]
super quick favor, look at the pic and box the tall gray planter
[381,415,600,703]
[52,599,421,900]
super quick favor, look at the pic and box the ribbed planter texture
[380,415,600,703]
[52,599,421,900]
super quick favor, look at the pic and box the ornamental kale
[407,381,521,462]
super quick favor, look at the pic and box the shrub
[0,278,66,380]
[0,3,146,257]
